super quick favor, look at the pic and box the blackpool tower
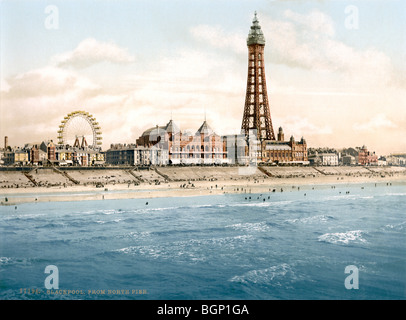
[241,12,275,142]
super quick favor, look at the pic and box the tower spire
[247,11,265,45]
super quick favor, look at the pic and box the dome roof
[141,126,166,137]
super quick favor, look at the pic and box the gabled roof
[165,119,180,134]
[196,120,214,136]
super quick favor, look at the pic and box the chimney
[4,136,8,149]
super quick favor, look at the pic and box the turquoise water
[1,182,405,300]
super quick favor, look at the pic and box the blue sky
[1,0,405,154]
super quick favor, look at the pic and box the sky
[1,0,405,155]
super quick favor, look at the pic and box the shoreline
[1,173,405,206]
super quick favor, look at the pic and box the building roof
[196,121,214,135]
[165,120,180,134]
[247,12,265,46]
[265,143,291,151]
[141,126,167,138]
[318,153,338,157]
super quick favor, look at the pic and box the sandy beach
[1,165,405,205]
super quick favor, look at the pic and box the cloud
[53,38,135,69]
[281,116,333,136]
[284,9,335,37]
[2,66,100,99]
[257,10,395,86]
[189,10,394,88]
[190,25,246,54]
[353,113,397,132]
[1,78,10,93]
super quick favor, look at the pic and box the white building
[319,153,338,166]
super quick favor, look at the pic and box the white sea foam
[323,195,374,202]
[229,200,294,208]
[226,222,269,232]
[126,231,151,238]
[384,221,406,231]
[115,234,254,262]
[229,263,293,285]
[318,230,366,245]
[0,257,12,265]
[101,209,119,215]
[286,215,334,224]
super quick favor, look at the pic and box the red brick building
[358,146,378,166]
[136,119,228,165]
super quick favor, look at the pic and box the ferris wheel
[57,110,102,149]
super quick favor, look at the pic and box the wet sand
[1,166,405,205]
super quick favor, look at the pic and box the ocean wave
[34,222,67,229]
[0,213,47,222]
[323,195,374,202]
[101,209,119,215]
[119,231,152,239]
[0,256,42,267]
[318,230,367,245]
[144,204,215,213]
[286,215,336,224]
[95,218,123,224]
[383,221,406,231]
[226,222,270,232]
[114,234,254,262]
[229,263,295,285]
[228,200,294,208]
[0,256,13,266]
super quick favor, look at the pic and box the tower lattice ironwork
[241,12,275,142]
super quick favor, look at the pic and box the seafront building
[308,153,339,166]
[387,154,406,166]
[134,119,228,165]
[357,146,378,166]
[105,143,168,166]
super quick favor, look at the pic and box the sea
[0,181,405,300]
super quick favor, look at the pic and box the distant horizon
[1,0,405,156]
